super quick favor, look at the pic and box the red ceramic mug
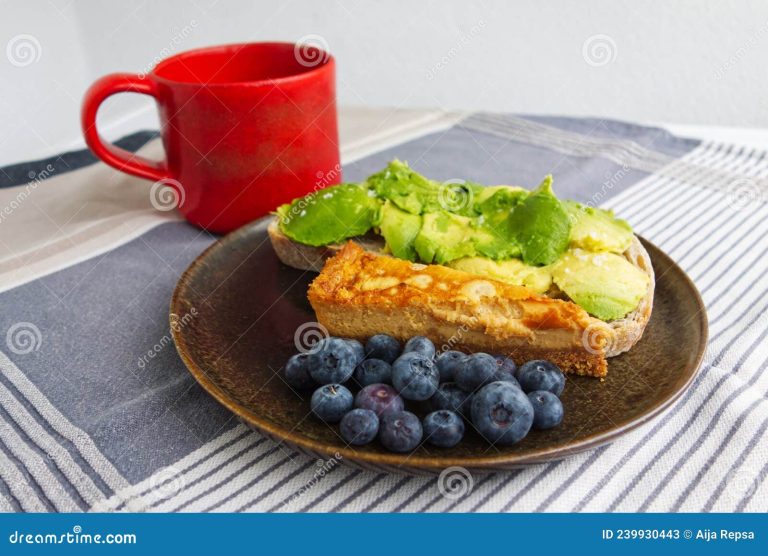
[81,42,340,233]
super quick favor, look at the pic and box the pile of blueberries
[284,334,566,453]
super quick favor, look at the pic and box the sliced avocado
[551,249,650,321]
[377,201,422,261]
[414,212,477,264]
[447,257,552,293]
[565,201,633,253]
[475,186,528,215]
[507,176,571,266]
[276,183,380,246]
[366,159,481,216]
[471,215,522,260]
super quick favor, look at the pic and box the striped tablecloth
[0,109,766,513]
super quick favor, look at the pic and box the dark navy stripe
[328,474,387,512]
[0,431,56,511]
[236,458,317,512]
[623,335,768,512]
[139,432,263,511]
[680,400,768,511]
[298,469,362,512]
[266,463,343,512]
[173,444,281,512]
[0,402,86,510]
[0,370,114,500]
[202,450,297,512]
[0,131,159,189]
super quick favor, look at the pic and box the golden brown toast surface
[308,242,608,376]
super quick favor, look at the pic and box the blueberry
[471,381,534,445]
[340,408,379,445]
[365,334,401,363]
[354,383,405,416]
[517,360,565,396]
[345,339,365,365]
[403,336,436,359]
[431,383,473,416]
[527,391,564,429]
[436,350,467,382]
[308,337,356,385]
[379,411,423,452]
[392,353,440,401]
[284,352,316,389]
[423,410,464,448]
[310,384,353,423]
[354,359,392,387]
[455,353,497,393]
[492,354,519,386]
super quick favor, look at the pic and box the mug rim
[150,41,334,87]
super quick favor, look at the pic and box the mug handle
[81,73,170,183]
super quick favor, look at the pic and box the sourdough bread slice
[268,216,654,358]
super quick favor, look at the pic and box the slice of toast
[269,217,654,358]
[308,242,609,377]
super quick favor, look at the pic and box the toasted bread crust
[308,242,608,377]
[270,216,654,360]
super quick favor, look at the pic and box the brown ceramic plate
[170,217,708,474]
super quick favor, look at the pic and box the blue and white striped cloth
[0,112,765,512]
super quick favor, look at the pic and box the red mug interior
[153,42,330,84]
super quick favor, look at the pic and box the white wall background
[1,0,767,165]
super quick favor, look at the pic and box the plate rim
[170,217,709,471]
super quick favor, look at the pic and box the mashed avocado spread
[275,160,648,320]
